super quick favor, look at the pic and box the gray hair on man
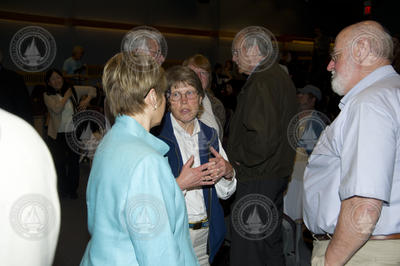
[348,21,394,63]
[238,26,277,58]
[121,26,167,66]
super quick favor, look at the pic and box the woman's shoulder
[104,128,165,159]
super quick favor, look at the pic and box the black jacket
[0,66,33,124]
[227,63,298,181]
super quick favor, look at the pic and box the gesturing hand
[64,88,73,99]
[78,96,91,111]
[208,147,234,183]
[176,156,215,191]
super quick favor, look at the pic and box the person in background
[296,84,325,155]
[222,60,234,81]
[80,53,199,266]
[0,49,33,125]
[284,84,327,222]
[183,54,226,141]
[63,45,86,75]
[211,62,224,98]
[0,108,60,266]
[227,26,298,266]
[43,68,96,199]
[158,65,236,265]
[303,20,400,265]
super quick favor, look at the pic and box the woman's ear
[144,88,158,109]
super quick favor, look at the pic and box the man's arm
[325,196,382,266]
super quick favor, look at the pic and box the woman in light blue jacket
[80,53,199,266]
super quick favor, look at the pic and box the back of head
[182,54,211,73]
[121,26,167,66]
[344,21,393,65]
[102,52,166,117]
[233,26,279,73]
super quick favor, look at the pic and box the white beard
[331,70,347,96]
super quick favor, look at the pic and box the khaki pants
[312,239,400,266]
[189,227,210,266]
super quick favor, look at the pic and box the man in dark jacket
[227,26,298,266]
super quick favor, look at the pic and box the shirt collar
[170,115,200,137]
[339,65,396,110]
[115,114,169,155]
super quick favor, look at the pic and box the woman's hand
[208,147,234,182]
[176,156,215,191]
[64,88,73,99]
[78,95,91,111]
[60,88,73,107]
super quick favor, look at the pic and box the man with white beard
[303,20,400,265]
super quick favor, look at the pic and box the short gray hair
[349,21,394,62]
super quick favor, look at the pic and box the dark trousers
[47,133,80,197]
[229,176,288,266]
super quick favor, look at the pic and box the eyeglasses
[143,88,152,99]
[330,48,345,63]
[232,48,240,57]
[166,90,198,101]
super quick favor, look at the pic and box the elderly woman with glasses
[80,54,199,266]
[158,65,236,265]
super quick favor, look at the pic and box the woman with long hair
[43,68,96,198]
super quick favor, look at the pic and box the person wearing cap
[304,21,400,265]
[227,26,298,266]
[283,85,327,222]
[297,84,322,111]
[296,84,325,155]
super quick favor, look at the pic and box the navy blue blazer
[158,112,226,263]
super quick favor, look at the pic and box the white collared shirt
[171,115,236,222]
[303,65,400,235]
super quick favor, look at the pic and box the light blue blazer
[80,115,199,266]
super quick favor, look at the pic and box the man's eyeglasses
[330,48,345,63]
[166,90,198,101]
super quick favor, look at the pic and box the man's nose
[327,60,335,71]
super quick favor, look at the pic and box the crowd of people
[1,19,400,266]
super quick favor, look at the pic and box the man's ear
[353,37,378,66]
[246,43,260,57]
